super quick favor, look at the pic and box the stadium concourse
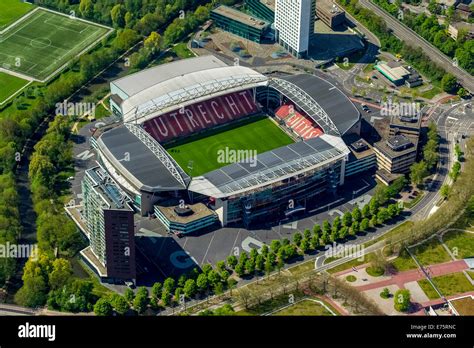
[76,54,372,283]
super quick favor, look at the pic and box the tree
[207,270,221,286]
[311,234,320,249]
[377,208,390,224]
[410,161,428,187]
[255,254,264,272]
[441,74,458,93]
[369,198,379,216]
[227,255,238,269]
[202,264,213,275]
[350,221,359,235]
[352,206,362,223]
[323,220,331,235]
[216,260,226,273]
[151,282,162,299]
[245,259,255,274]
[124,288,134,303]
[163,277,175,293]
[177,274,187,288]
[111,294,129,315]
[197,273,208,292]
[250,248,259,260]
[161,290,171,306]
[293,232,302,245]
[144,31,161,51]
[110,4,126,28]
[332,216,341,232]
[387,204,399,219]
[300,238,310,253]
[440,184,450,198]
[235,263,245,277]
[49,258,72,290]
[338,226,349,239]
[394,289,411,312]
[370,214,378,228]
[133,287,149,314]
[270,239,281,253]
[174,288,183,303]
[362,204,371,219]
[184,279,197,298]
[264,257,273,276]
[303,229,311,239]
[360,218,370,232]
[342,212,352,227]
[313,224,321,236]
[94,298,113,316]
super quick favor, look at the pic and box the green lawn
[411,238,451,266]
[0,8,110,81]
[443,230,474,259]
[172,42,194,59]
[391,248,418,271]
[272,299,335,316]
[0,0,34,30]
[166,117,294,176]
[419,86,442,100]
[418,272,474,300]
[0,71,29,104]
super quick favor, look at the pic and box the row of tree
[94,191,405,315]
[15,117,92,311]
[372,0,473,76]
[409,122,440,187]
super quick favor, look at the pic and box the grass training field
[418,272,474,300]
[166,117,294,176]
[0,7,110,81]
[0,71,28,104]
[0,0,33,30]
[272,299,336,316]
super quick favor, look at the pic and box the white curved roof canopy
[122,65,268,124]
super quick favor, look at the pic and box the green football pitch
[0,0,34,30]
[0,71,29,105]
[166,117,294,177]
[0,7,110,81]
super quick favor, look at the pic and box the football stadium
[90,55,365,234]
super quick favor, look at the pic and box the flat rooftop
[387,134,412,151]
[344,135,375,160]
[212,5,269,29]
[281,74,360,136]
[156,202,216,224]
[390,114,422,130]
[376,62,410,81]
[374,135,418,159]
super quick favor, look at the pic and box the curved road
[359,0,474,93]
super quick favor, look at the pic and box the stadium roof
[112,55,228,97]
[278,74,360,136]
[188,134,350,198]
[97,125,190,193]
[119,56,268,124]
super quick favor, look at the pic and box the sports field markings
[0,7,113,82]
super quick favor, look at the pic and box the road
[359,0,474,93]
